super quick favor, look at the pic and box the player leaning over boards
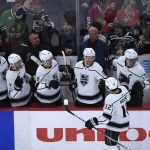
[6,54,32,107]
[111,48,150,106]
[71,48,107,106]
[34,50,62,106]
[85,77,130,150]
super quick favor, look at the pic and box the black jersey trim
[77,92,101,100]
[36,90,60,99]
[107,122,129,128]
[0,90,7,96]
[11,91,32,103]
[103,113,112,120]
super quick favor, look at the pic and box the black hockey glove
[98,79,105,100]
[59,65,75,80]
[69,81,77,91]
[59,65,66,72]
[14,76,23,90]
[49,80,59,89]
[85,117,99,130]
[118,73,129,84]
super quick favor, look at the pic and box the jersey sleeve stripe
[107,121,129,128]
[103,113,112,120]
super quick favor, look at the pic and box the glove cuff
[14,84,21,91]
[90,117,99,126]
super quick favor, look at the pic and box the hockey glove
[118,73,129,84]
[49,80,59,89]
[14,76,23,90]
[69,81,77,91]
[59,65,75,80]
[85,117,99,130]
[59,65,66,72]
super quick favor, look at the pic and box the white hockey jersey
[97,86,130,132]
[6,64,32,107]
[74,61,107,104]
[34,59,61,103]
[113,56,150,90]
[0,57,8,100]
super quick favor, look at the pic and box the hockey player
[72,48,107,106]
[85,77,130,150]
[34,50,61,105]
[0,55,9,106]
[6,54,32,107]
[112,48,150,106]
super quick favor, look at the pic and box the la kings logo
[80,74,89,86]
[53,73,58,81]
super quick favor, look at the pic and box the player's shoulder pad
[52,59,58,66]
[136,62,145,73]
[0,56,7,63]
[75,61,83,68]
[105,95,114,105]
[117,56,126,62]
[93,62,103,70]
[119,85,129,92]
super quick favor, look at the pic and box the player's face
[42,59,52,68]
[11,60,23,71]
[83,56,95,67]
[126,58,137,68]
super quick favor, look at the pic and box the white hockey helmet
[105,77,118,91]
[83,48,95,57]
[39,50,53,61]
[8,53,21,64]
[124,49,138,59]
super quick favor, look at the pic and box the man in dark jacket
[78,27,109,73]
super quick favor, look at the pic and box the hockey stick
[63,99,132,150]
[30,55,42,66]
[61,51,76,102]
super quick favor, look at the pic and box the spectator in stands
[31,8,60,56]
[108,21,136,56]
[115,0,140,29]
[138,26,150,55]
[87,0,118,33]
[140,1,150,31]
[21,31,50,77]
[0,34,10,59]
[59,22,76,56]
[83,21,106,43]
[78,26,109,74]
[0,0,30,38]
[0,0,30,54]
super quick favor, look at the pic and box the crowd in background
[0,0,150,107]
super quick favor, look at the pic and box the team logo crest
[80,74,89,86]
[53,73,58,81]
